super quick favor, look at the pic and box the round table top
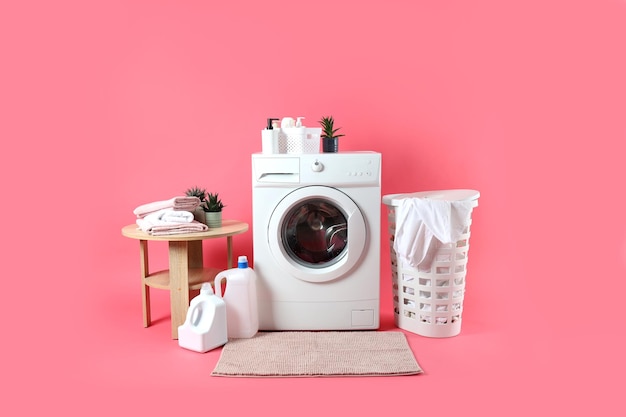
[121,219,249,241]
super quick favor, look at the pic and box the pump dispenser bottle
[215,256,259,339]
[261,118,280,154]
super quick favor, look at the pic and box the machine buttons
[311,160,324,172]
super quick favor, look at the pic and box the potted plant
[185,186,207,223]
[319,116,344,153]
[202,192,225,228]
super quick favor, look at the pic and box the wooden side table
[121,220,249,339]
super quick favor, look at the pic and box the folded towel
[161,210,194,223]
[393,198,474,271]
[144,208,194,224]
[133,196,201,218]
[172,197,202,211]
[136,218,208,236]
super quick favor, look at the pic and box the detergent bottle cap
[238,256,249,269]
[200,282,214,295]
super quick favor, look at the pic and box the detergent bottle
[215,256,259,339]
[178,282,228,353]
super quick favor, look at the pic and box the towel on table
[393,198,474,271]
[137,208,202,235]
[133,196,201,218]
[161,210,194,223]
[136,217,208,236]
[144,208,194,224]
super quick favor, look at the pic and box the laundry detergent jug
[215,256,259,339]
[178,282,228,352]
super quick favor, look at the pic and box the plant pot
[193,206,206,224]
[322,137,339,153]
[204,211,223,229]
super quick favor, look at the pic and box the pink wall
[3,0,625,415]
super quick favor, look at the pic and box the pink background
[3,0,625,415]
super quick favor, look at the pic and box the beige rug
[211,331,422,377]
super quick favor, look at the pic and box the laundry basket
[278,127,322,154]
[382,190,480,338]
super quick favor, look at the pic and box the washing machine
[251,151,381,330]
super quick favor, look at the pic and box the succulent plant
[202,192,225,212]
[319,116,345,139]
[185,186,207,202]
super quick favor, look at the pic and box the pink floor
[10,250,619,416]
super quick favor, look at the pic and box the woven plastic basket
[278,127,321,154]
[383,190,479,338]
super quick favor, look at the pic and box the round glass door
[268,186,366,283]
[282,198,348,267]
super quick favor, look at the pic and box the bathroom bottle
[261,118,280,154]
[178,282,228,353]
[281,116,295,128]
[294,116,307,137]
[215,256,259,339]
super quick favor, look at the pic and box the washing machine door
[267,186,367,283]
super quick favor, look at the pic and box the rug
[211,331,422,377]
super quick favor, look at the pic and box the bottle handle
[214,275,225,298]
[189,304,203,327]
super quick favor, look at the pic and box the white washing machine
[251,151,381,330]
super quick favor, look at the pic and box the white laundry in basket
[393,198,474,271]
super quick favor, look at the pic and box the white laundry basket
[278,127,322,154]
[382,190,480,338]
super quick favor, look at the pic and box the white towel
[162,210,194,223]
[143,208,194,224]
[150,209,194,224]
[393,198,474,271]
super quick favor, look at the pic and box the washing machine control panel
[252,152,381,186]
[304,153,380,186]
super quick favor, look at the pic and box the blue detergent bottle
[214,256,259,339]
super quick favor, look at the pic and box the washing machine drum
[284,198,347,264]
[268,186,367,283]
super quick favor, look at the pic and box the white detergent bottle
[215,256,259,339]
[178,282,228,353]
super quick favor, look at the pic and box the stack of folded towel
[133,196,208,236]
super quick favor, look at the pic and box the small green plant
[319,116,345,139]
[202,192,225,212]
[185,186,207,202]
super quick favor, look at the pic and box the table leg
[139,240,151,327]
[187,240,203,299]
[226,236,233,268]
[188,240,203,268]
[168,240,190,339]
